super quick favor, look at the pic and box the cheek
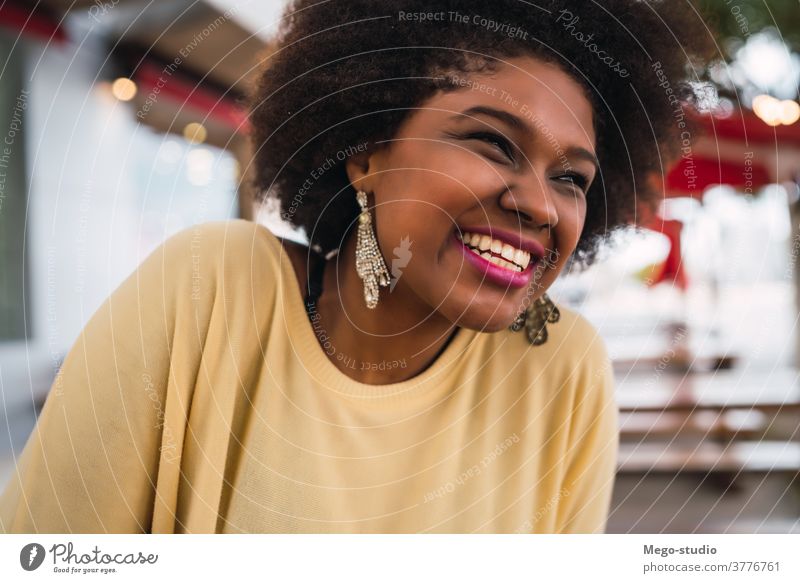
[538,198,586,284]
[378,141,507,211]
[555,197,587,249]
[372,144,507,250]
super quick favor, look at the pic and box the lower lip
[452,231,536,289]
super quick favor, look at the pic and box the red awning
[134,62,249,133]
[664,107,800,197]
[647,106,800,289]
[697,108,800,145]
[666,155,772,196]
[0,1,67,45]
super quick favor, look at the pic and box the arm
[0,225,213,533]
[555,332,619,534]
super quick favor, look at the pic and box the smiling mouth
[458,231,532,272]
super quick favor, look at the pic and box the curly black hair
[249,0,717,265]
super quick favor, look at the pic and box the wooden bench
[616,392,800,415]
[613,370,800,493]
[614,354,738,375]
[617,441,800,476]
[618,411,765,440]
[615,369,800,415]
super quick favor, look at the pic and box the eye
[466,131,516,163]
[554,172,591,195]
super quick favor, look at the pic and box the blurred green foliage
[698,0,800,54]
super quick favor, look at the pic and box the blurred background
[0,0,798,533]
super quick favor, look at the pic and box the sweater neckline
[269,229,478,403]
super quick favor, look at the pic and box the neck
[313,230,459,385]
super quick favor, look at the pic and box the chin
[442,303,521,333]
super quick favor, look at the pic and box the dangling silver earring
[509,293,560,345]
[355,190,390,309]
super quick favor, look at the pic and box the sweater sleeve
[0,223,218,533]
[555,319,619,534]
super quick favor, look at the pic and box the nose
[498,175,559,230]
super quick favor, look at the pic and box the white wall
[0,24,238,410]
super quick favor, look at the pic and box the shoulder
[153,219,292,276]
[546,305,616,435]
[545,303,610,368]
[160,218,282,255]
[139,219,295,306]
[496,302,610,376]
[482,301,614,403]
[544,303,613,398]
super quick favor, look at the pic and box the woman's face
[348,55,597,332]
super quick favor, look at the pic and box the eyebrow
[454,105,600,173]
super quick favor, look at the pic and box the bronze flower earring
[509,294,560,345]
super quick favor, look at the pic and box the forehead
[416,56,596,150]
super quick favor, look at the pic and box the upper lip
[456,225,546,260]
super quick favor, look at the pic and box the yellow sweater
[0,219,618,533]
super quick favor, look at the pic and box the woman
[1,0,715,533]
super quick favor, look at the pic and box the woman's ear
[344,144,385,192]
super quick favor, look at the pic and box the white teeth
[459,230,531,272]
[468,247,523,272]
[514,248,530,270]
